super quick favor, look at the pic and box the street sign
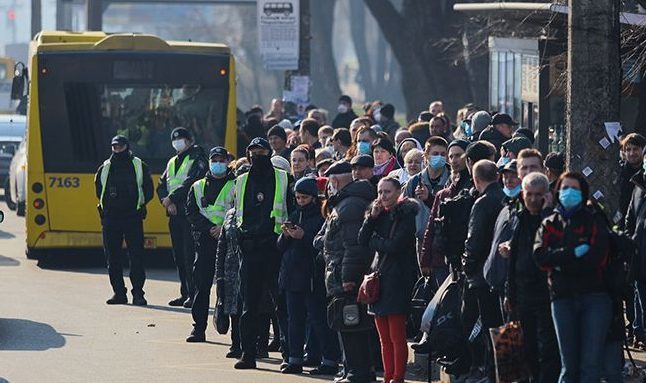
[257,0,299,70]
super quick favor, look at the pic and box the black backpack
[407,276,436,339]
[435,188,476,269]
[427,278,471,375]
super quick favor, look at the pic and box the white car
[7,135,26,215]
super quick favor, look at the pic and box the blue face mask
[559,188,583,209]
[358,141,371,155]
[503,185,521,198]
[210,162,227,176]
[429,155,447,170]
[497,156,511,167]
[464,121,473,137]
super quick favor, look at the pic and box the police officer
[234,137,291,370]
[157,127,208,307]
[185,146,236,342]
[95,135,153,306]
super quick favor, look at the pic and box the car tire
[5,179,16,211]
[17,201,25,217]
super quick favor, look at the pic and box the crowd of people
[95,94,646,383]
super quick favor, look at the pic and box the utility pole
[566,0,622,220]
[86,0,103,31]
[31,0,41,39]
[284,0,310,114]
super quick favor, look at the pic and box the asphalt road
[0,210,349,383]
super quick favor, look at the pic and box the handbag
[357,218,398,305]
[488,320,531,383]
[213,296,230,335]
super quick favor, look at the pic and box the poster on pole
[283,75,310,117]
[257,0,300,70]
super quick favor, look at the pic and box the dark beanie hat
[380,104,395,120]
[339,95,352,105]
[267,125,287,142]
[372,137,396,155]
[418,111,433,122]
[448,139,470,152]
[294,177,319,197]
[513,128,535,145]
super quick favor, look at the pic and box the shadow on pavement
[0,230,15,239]
[132,304,193,315]
[0,255,19,266]
[0,318,68,351]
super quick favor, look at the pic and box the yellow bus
[16,31,237,259]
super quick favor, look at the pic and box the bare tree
[310,0,342,113]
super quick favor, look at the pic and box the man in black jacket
[317,161,376,383]
[332,95,358,129]
[185,147,235,342]
[478,113,517,154]
[157,127,208,308]
[505,172,560,383]
[95,135,154,306]
[461,159,505,377]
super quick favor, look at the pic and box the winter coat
[185,171,236,234]
[619,161,641,227]
[533,204,610,300]
[358,199,419,316]
[318,180,376,297]
[478,126,509,155]
[332,110,358,129]
[420,169,472,269]
[625,170,646,282]
[215,209,242,315]
[462,182,505,287]
[277,202,325,292]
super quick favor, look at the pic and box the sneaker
[183,297,194,308]
[226,349,242,359]
[106,293,128,305]
[186,329,206,343]
[281,364,303,374]
[310,365,339,376]
[168,296,187,306]
[132,295,147,306]
[234,359,256,369]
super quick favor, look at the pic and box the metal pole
[31,0,42,39]
[86,0,103,31]
[566,0,621,218]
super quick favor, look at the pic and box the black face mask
[249,153,272,173]
[111,149,130,161]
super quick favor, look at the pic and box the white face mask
[374,111,382,123]
[327,180,338,196]
[172,139,187,152]
[337,104,348,114]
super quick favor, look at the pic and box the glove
[574,243,590,258]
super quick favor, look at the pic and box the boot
[186,328,206,343]
[183,297,194,308]
[280,364,303,374]
[168,296,187,306]
[132,294,147,306]
[234,359,256,369]
[106,293,127,305]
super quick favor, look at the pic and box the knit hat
[267,125,287,142]
[270,155,291,173]
[448,139,470,153]
[380,104,395,120]
[545,152,565,172]
[171,127,192,141]
[471,111,492,135]
[513,128,535,145]
[294,177,319,197]
[502,137,532,156]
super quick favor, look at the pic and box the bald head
[472,159,499,193]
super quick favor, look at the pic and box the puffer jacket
[317,180,376,297]
[277,201,325,292]
[215,209,242,315]
[533,203,609,300]
[358,198,419,316]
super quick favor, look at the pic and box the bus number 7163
[49,177,80,188]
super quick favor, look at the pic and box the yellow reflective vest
[99,157,144,210]
[192,178,235,226]
[235,169,288,235]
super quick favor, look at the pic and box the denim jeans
[285,290,341,366]
[602,340,624,383]
[633,281,646,340]
[551,293,612,383]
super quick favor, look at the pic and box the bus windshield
[37,51,230,173]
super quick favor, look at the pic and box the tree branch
[363,0,406,47]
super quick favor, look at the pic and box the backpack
[435,188,476,269]
[427,277,471,375]
[406,276,435,338]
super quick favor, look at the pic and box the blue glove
[574,243,590,258]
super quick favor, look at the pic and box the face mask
[337,104,348,114]
[358,141,371,155]
[374,111,382,123]
[496,156,511,167]
[210,162,227,176]
[503,185,521,198]
[429,155,446,170]
[172,139,187,152]
[464,121,473,137]
[559,188,583,209]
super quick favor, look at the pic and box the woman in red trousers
[359,177,419,383]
